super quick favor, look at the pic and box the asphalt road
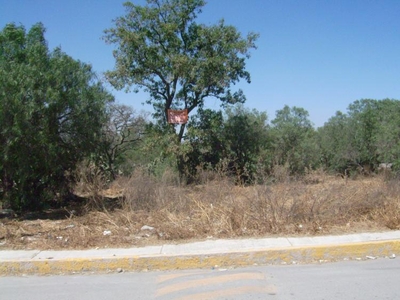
[1,258,399,300]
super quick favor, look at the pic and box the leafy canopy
[271,105,316,173]
[316,99,400,173]
[104,0,258,139]
[0,23,113,211]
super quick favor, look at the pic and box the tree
[223,105,270,183]
[0,23,113,211]
[184,108,225,177]
[104,0,258,142]
[98,103,147,179]
[346,99,400,172]
[181,106,270,183]
[317,111,353,173]
[270,105,317,174]
[317,99,400,175]
[346,99,380,171]
[373,99,400,169]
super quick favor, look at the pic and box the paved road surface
[1,258,399,300]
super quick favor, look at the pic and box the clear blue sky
[2,0,400,127]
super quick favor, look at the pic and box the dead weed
[0,173,399,250]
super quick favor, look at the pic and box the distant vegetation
[1,0,399,213]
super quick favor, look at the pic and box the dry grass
[1,170,399,250]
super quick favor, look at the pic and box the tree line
[1,0,399,212]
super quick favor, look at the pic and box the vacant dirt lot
[1,174,399,250]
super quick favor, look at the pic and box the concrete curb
[1,231,399,275]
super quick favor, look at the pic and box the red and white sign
[167,109,188,124]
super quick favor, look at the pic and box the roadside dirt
[0,210,388,251]
[0,176,398,251]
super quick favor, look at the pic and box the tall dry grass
[2,168,399,250]
[111,168,400,241]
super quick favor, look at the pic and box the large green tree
[0,23,113,211]
[104,0,258,141]
[317,111,353,173]
[373,99,400,168]
[223,105,270,183]
[346,99,380,171]
[270,105,317,174]
[183,106,270,183]
[184,108,226,180]
[317,99,400,174]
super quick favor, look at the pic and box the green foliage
[0,23,113,211]
[270,105,317,174]
[317,111,352,172]
[182,106,270,183]
[368,99,400,169]
[104,0,258,141]
[317,99,400,174]
[346,99,380,168]
[120,123,180,181]
[223,105,270,183]
[184,109,225,178]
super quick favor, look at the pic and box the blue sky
[1,0,400,127]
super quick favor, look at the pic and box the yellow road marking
[156,272,265,297]
[175,285,272,300]
[157,272,204,283]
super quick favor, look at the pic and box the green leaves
[183,106,270,183]
[0,23,113,211]
[270,106,316,174]
[317,99,400,173]
[104,0,258,137]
